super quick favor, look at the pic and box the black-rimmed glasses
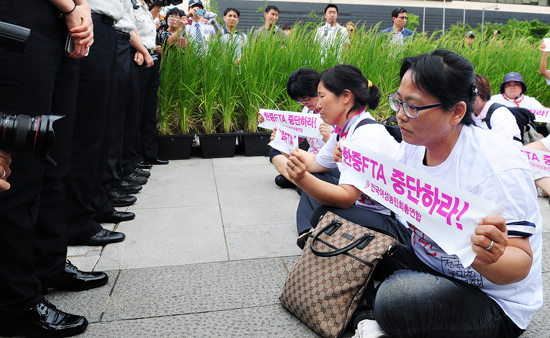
[388,95,445,119]
[296,97,311,105]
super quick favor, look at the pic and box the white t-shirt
[473,100,522,147]
[301,106,331,155]
[317,110,400,215]
[491,94,544,110]
[541,134,550,150]
[395,125,543,330]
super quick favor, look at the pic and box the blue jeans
[346,218,524,338]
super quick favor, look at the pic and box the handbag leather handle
[311,219,374,257]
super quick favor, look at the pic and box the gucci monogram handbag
[279,211,399,338]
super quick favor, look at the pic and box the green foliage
[158,19,550,134]
[406,13,419,31]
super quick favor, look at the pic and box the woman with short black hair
[285,64,401,248]
[351,50,542,338]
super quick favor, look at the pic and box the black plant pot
[240,132,271,156]
[198,133,237,158]
[155,134,194,160]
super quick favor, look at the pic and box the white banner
[521,147,550,174]
[338,140,504,267]
[258,109,323,138]
[268,124,300,155]
[530,108,550,123]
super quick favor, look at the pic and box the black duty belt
[115,29,131,42]
[91,13,116,27]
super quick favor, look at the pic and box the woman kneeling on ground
[342,50,542,338]
[283,64,401,248]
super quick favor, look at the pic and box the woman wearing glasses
[264,68,333,191]
[349,50,542,338]
[284,64,401,249]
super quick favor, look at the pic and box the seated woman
[263,68,332,189]
[347,50,542,338]
[156,7,187,49]
[284,65,400,248]
[491,72,546,109]
[473,74,522,147]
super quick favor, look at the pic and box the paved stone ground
[9,156,548,337]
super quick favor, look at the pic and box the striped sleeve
[507,220,536,238]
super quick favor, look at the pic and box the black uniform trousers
[104,38,131,188]
[131,59,160,167]
[0,1,72,316]
[66,19,117,243]
[120,57,141,177]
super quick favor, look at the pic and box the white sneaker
[352,319,388,338]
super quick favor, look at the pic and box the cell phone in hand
[195,9,205,16]
[65,33,74,53]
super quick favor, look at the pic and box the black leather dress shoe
[137,160,153,169]
[134,167,151,178]
[78,229,125,246]
[106,187,136,207]
[100,211,135,223]
[149,158,169,165]
[118,180,142,194]
[42,260,108,293]
[122,173,147,185]
[275,174,295,188]
[0,300,88,338]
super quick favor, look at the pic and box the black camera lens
[0,113,62,164]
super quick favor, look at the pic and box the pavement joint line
[93,304,284,323]
[211,159,232,261]
[281,257,291,274]
[99,270,122,322]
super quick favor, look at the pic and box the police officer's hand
[134,51,144,65]
[144,53,154,67]
[65,2,94,58]
[0,150,12,192]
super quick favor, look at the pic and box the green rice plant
[158,45,182,135]
[157,19,550,135]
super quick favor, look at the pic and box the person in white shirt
[473,74,522,147]
[491,72,546,109]
[219,7,247,61]
[184,0,215,54]
[350,49,542,338]
[314,4,349,62]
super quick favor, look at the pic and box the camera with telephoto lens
[0,21,62,165]
[0,113,63,165]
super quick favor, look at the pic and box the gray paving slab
[94,205,228,271]
[225,222,303,260]
[81,305,325,338]
[537,196,549,233]
[128,159,218,210]
[543,233,550,273]
[102,258,288,321]
[214,158,298,206]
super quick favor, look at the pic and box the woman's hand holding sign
[287,147,308,181]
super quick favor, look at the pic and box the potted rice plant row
[157,20,550,159]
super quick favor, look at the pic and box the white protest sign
[268,124,300,155]
[530,108,550,123]
[520,147,550,174]
[338,140,504,267]
[259,109,323,138]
